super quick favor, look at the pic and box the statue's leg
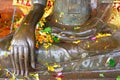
[33,30,120,80]
[36,28,120,70]
[0,31,120,78]
[38,50,120,79]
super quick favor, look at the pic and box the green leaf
[116,76,120,80]
[52,36,60,43]
[40,27,52,34]
[73,26,80,30]
[4,52,8,57]
[40,30,44,33]
[44,27,52,34]
[109,59,115,67]
[99,73,104,78]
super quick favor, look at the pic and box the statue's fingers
[19,46,24,76]
[10,46,16,74]
[14,46,19,75]
[30,45,35,68]
[24,47,29,76]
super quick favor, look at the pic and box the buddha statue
[0,0,120,79]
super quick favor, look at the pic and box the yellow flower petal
[48,66,55,71]
[57,78,62,80]
[53,63,60,68]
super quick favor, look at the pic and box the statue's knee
[36,45,71,64]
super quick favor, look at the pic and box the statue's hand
[10,25,35,76]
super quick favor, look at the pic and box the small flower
[90,36,96,41]
[30,73,39,80]
[48,66,55,71]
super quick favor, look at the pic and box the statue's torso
[53,0,91,26]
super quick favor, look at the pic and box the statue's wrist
[22,4,45,29]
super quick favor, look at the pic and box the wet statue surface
[0,0,120,79]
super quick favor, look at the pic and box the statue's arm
[22,0,47,29]
[10,0,47,76]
